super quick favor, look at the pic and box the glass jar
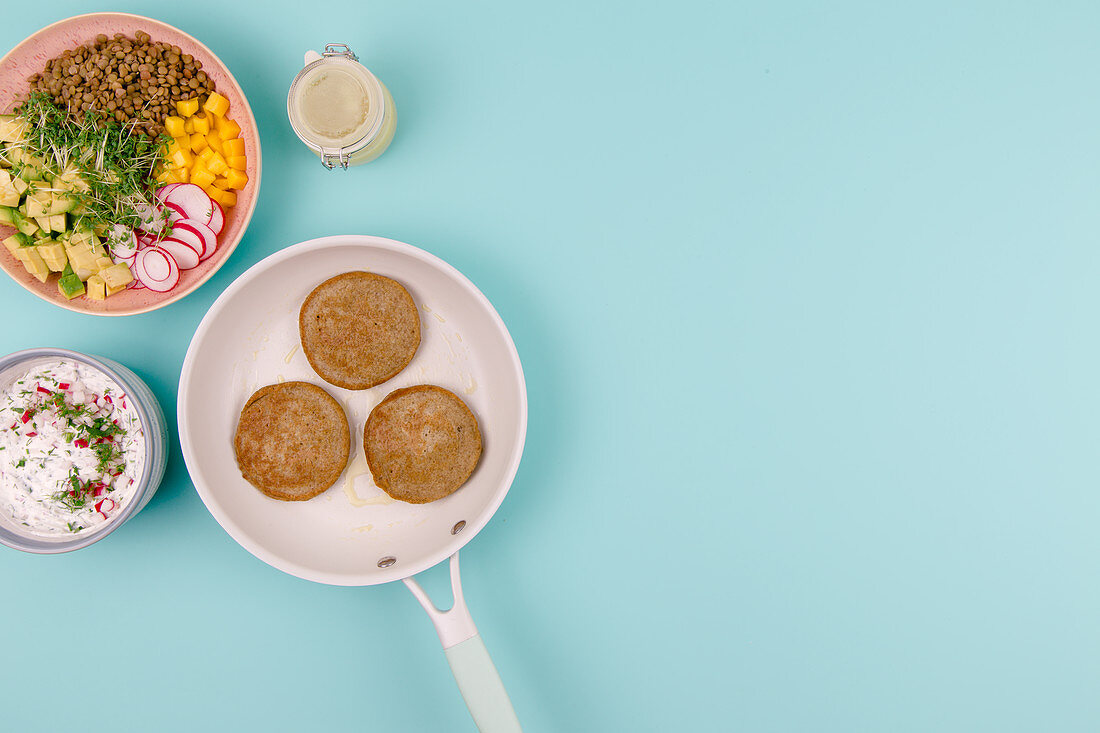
[287,44,397,169]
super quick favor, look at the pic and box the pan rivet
[378,556,396,568]
[451,521,466,535]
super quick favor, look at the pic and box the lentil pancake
[299,271,421,390]
[364,385,482,504]
[234,381,350,501]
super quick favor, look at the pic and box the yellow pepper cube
[203,92,230,117]
[203,186,235,208]
[224,169,248,190]
[222,138,245,157]
[214,189,237,208]
[193,113,211,135]
[164,116,186,138]
[189,133,208,154]
[162,167,188,184]
[184,118,195,135]
[176,98,200,117]
[214,116,241,140]
[207,152,229,176]
[227,155,247,171]
[205,131,223,155]
[191,168,216,189]
[169,147,193,169]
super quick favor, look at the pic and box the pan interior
[179,236,526,586]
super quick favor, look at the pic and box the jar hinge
[323,43,358,62]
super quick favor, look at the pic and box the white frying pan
[177,236,527,732]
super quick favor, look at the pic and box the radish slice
[108,225,138,258]
[155,238,199,270]
[155,184,181,201]
[165,225,205,259]
[113,252,136,267]
[135,231,158,249]
[134,201,169,233]
[133,248,179,292]
[164,184,215,222]
[173,219,217,260]
[163,201,187,223]
[207,199,224,235]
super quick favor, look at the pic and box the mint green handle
[444,634,522,732]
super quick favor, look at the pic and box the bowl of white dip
[0,348,168,553]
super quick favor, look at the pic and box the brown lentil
[27,31,218,137]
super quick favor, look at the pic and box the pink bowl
[0,12,261,315]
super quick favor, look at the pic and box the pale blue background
[2,1,1099,731]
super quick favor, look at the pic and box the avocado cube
[48,213,66,233]
[34,216,51,232]
[83,274,104,300]
[25,191,50,219]
[48,192,78,215]
[38,242,66,272]
[3,232,31,252]
[59,168,90,193]
[0,188,18,207]
[99,263,134,289]
[0,115,27,143]
[70,249,99,279]
[11,210,38,237]
[69,227,93,247]
[0,205,13,225]
[59,273,87,299]
[22,248,49,282]
[94,256,114,272]
[19,154,47,181]
[70,252,98,281]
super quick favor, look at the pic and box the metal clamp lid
[322,43,358,62]
[320,146,352,170]
[318,44,357,169]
